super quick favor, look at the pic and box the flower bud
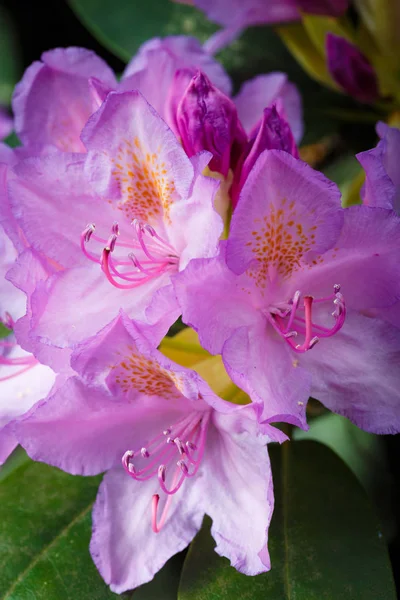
[231,105,298,208]
[326,33,379,104]
[176,71,246,176]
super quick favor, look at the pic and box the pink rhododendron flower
[174,150,400,433]
[8,90,222,351]
[0,229,55,463]
[357,122,400,213]
[15,312,281,593]
[356,123,400,329]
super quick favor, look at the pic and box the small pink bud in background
[231,105,298,208]
[176,71,246,176]
[326,34,379,104]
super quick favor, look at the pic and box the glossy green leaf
[0,7,21,105]
[294,413,395,539]
[0,446,30,483]
[178,441,396,600]
[0,459,118,599]
[0,322,11,339]
[68,0,217,62]
[3,131,21,149]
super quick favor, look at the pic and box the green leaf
[0,322,12,339]
[294,413,395,539]
[0,7,21,105]
[68,0,217,62]
[0,459,117,599]
[178,441,396,599]
[3,131,21,149]
[0,446,30,483]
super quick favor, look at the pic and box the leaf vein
[3,502,94,599]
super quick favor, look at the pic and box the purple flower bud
[326,34,379,104]
[231,105,298,208]
[176,71,247,176]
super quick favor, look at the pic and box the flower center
[265,284,346,353]
[121,410,210,533]
[81,219,179,290]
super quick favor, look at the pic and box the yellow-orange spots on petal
[114,346,184,398]
[247,198,323,287]
[110,137,175,223]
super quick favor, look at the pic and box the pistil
[122,410,211,532]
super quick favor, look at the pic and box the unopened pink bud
[326,34,379,104]
[176,71,246,176]
[231,105,298,208]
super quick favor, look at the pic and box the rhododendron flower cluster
[0,27,399,596]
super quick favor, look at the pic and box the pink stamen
[122,411,211,532]
[0,319,39,381]
[121,414,199,481]
[268,285,346,353]
[0,355,37,366]
[80,224,100,263]
[132,220,170,264]
[81,220,179,290]
[295,296,314,351]
[151,465,182,533]
[101,249,146,289]
[129,253,170,276]
[0,362,38,382]
[282,290,300,333]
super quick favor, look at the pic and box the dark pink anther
[112,222,119,235]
